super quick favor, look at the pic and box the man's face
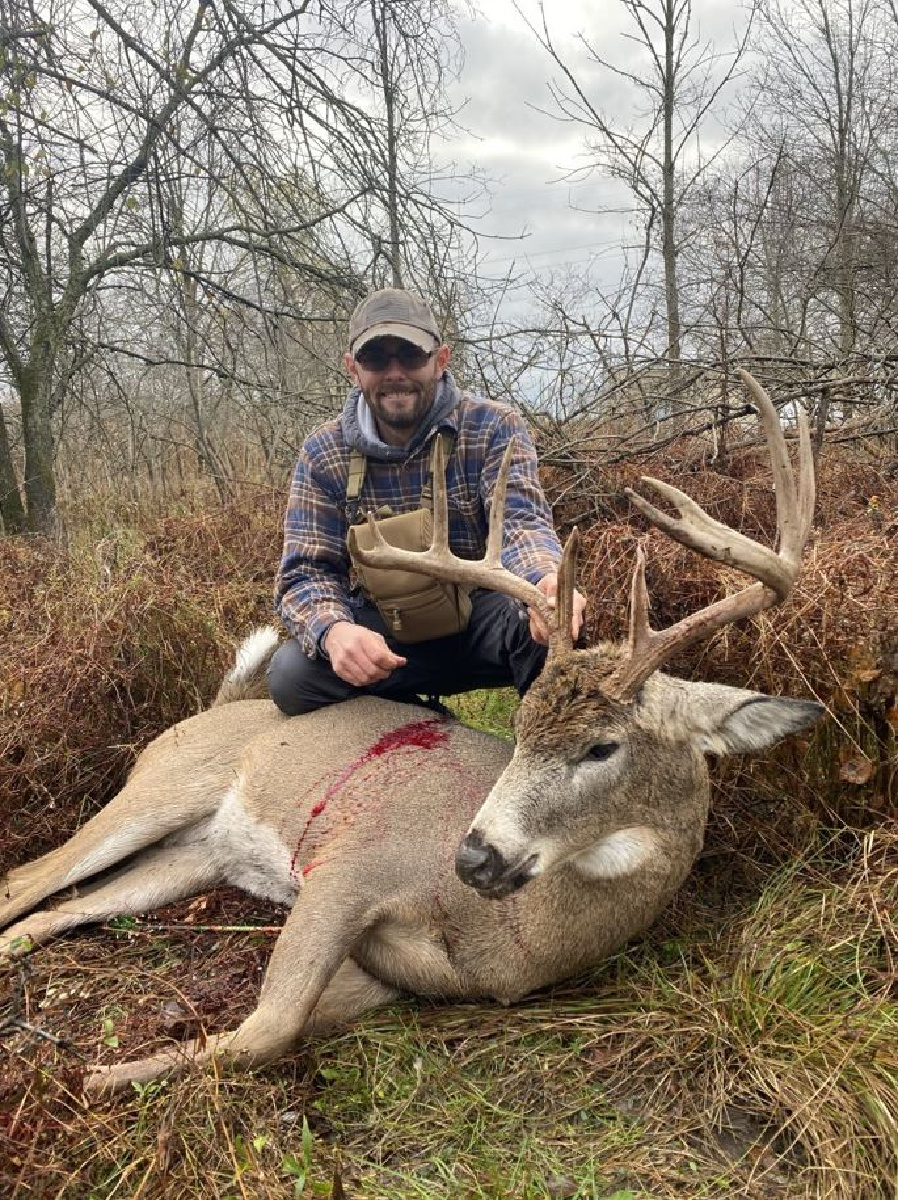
[345,337,451,446]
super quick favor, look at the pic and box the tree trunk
[371,0,404,288]
[814,385,831,462]
[834,169,857,360]
[0,403,26,533]
[19,358,58,535]
[662,0,682,392]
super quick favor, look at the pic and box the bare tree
[348,0,481,302]
[520,0,753,379]
[0,0,385,533]
[739,0,893,357]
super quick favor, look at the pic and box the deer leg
[1,842,224,957]
[0,781,224,931]
[303,958,401,1035]
[84,876,374,1097]
[82,958,401,1098]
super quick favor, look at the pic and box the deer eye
[585,742,619,762]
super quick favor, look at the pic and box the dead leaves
[839,753,876,786]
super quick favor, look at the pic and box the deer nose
[455,831,506,889]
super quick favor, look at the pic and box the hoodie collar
[340,369,461,460]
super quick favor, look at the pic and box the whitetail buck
[1,371,822,1097]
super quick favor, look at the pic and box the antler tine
[796,398,816,549]
[354,435,569,650]
[738,369,797,554]
[431,433,450,553]
[627,543,652,658]
[624,476,796,599]
[737,368,815,565]
[486,441,514,568]
[554,526,580,654]
[608,370,815,702]
[623,372,813,601]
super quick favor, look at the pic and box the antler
[351,437,579,656]
[607,369,815,701]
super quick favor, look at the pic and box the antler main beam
[607,369,815,701]
[352,438,577,655]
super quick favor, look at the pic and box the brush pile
[2,441,895,875]
[1,438,896,1200]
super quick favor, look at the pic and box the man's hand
[528,572,587,646]
[322,622,407,687]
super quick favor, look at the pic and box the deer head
[353,371,824,898]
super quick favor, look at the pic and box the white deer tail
[212,627,280,706]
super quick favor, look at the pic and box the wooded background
[1,0,896,537]
[1,6,897,1196]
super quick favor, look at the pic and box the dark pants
[267,590,547,717]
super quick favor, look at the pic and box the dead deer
[1,371,823,1098]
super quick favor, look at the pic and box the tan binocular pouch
[345,432,472,643]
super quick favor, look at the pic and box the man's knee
[267,639,347,716]
[462,591,547,695]
[267,640,312,715]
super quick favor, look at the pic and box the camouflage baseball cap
[348,288,441,355]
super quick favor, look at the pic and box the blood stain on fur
[290,719,450,878]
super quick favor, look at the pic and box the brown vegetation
[550,437,897,820]
[1,439,896,1199]
[0,488,282,873]
[4,439,892,875]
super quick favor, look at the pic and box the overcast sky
[439,0,753,307]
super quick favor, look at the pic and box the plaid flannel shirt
[275,388,562,658]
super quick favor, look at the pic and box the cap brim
[351,322,438,355]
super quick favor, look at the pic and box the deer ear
[692,690,825,756]
[672,682,825,756]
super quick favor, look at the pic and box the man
[268,288,586,716]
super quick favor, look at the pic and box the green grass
[3,827,896,1199]
[447,688,519,740]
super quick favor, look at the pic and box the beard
[364,375,438,434]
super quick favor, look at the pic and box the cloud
[436,0,752,305]
[436,8,633,291]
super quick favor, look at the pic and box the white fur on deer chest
[166,782,297,906]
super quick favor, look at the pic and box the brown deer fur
[0,374,824,1095]
[0,632,821,1096]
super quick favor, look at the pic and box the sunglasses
[354,340,434,371]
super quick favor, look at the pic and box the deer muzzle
[455,830,538,898]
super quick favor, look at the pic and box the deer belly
[166,782,298,907]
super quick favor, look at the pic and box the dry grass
[1,440,896,1199]
[2,832,895,1199]
[0,489,283,873]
